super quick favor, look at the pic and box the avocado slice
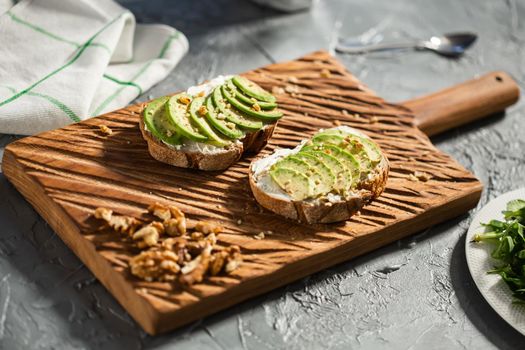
[292,152,335,195]
[302,150,351,193]
[269,167,313,201]
[143,96,182,145]
[212,86,263,131]
[302,143,360,186]
[222,84,283,121]
[204,95,244,139]
[315,129,382,164]
[188,96,231,147]
[225,80,277,110]
[273,156,325,197]
[232,75,276,103]
[310,132,372,175]
[166,94,208,142]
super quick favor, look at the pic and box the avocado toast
[249,126,389,223]
[140,75,282,171]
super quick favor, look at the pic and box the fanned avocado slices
[142,96,182,145]
[225,80,277,110]
[232,75,276,103]
[302,150,351,193]
[273,156,326,197]
[204,95,244,139]
[292,153,335,195]
[188,97,231,147]
[311,131,372,175]
[212,86,263,131]
[315,129,382,164]
[222,83,283,121]
[166,94,208,142]
[270,167,313,201]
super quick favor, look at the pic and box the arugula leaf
[475,198,525,303]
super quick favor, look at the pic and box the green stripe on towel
[0,13,123,108]
[91,31,181,116]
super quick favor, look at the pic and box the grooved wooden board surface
[2,51,482,335]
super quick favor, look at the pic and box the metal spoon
[336,32,477,58]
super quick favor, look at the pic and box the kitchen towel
[0,0,189,135]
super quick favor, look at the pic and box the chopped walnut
[180,244,212,285]
[130,250,181,282]
[133,223,162,248]
[254,232,265,240]
[333,120,342,126]
[252,103,261,112]
[108,215,140,236]
[341,109,349,115]
[195,221,222,235]
[94,207,112,222]
[209,250,229,276]
[369,116,379,124]
[178,95,191,105]
[198,105,208,116]
[148,202,171,221]
[320,69,332,78]
[225,245,242,273]
[99,124,113,135]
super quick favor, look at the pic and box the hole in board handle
[495,76,503,82]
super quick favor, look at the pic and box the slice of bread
[249,127,389,223]
[140,118,277,171]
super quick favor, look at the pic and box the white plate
[465,188,525,335]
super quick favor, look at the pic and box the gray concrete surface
[1,0,525,348]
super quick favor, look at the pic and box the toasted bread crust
[249,152,389,224]
[140,117,276,171]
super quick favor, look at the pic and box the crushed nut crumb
[271,86,285,94]
[284,85,299,94]
[341,109,349,115]
[320,69,331,78]
[99,124,113,135]
[333,120,341,126]
[369,116,379,124]
[252,103,261,112]
[178,95,191,105]
[409,171,432,182]
[198,105,208,116]
[254,232,265,240]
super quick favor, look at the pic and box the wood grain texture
[2,51,482,335]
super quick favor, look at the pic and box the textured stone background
[1,0,525,348]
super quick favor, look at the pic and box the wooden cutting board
[2,51,519,335]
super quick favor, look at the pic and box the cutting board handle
[402,71,520,137]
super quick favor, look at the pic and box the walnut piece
[198,105,208,116]
[130,250,180,282]
[94,207,112,222]
[195,221,222,235]
[409,171,432,182]
[148,202,171,221]
[133,223,162,248]
[99,124,113,135]
[178,95,191,105]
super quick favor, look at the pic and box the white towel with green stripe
[0,0,189,135]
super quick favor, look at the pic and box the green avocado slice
[212,86,263,131]
[273,156,325,197]
[302,150,351,193]
[142,96,182,145]
[292,152,335,195]
[188,96,231,147]
[225,80,277,110]
[232,75,276,103]
[166,94,208,142]
[315,129,382,164]
[269,167,313,201]
[302,143,360,186]
[222,84,283,121]
[204,95,244,139]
